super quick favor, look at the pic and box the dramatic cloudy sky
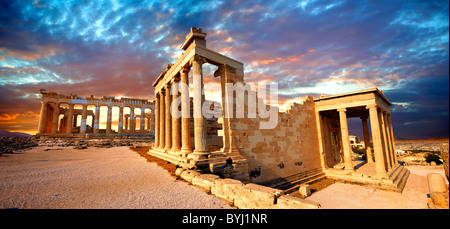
[0,0,448,138]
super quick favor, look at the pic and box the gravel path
[0,146,233,209]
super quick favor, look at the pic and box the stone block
[175,167,186,177]
[211,178,244,203]
[430,192,449,209]
[427,173,447,193]
[275,195,320,209]
[299,184,311,197]
[180,170,200,183]
[192,174,220,192]
[234,183,283,209]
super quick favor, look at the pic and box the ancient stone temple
[148,27,409,192]
[36,89,155,138]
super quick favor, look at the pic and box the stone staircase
[386,164,410,192]
[259,168,326,194]
[324,164,410,193]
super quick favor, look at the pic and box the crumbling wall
[232,96,322,183]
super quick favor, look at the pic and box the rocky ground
[0,145,232,209]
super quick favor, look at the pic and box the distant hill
[0,129,32,138]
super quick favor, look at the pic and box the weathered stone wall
[232,96,322,183]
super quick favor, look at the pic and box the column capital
[172,74,181,83]
[366,104,378,110]
[337,108,347,113]
[181,66,190,74]
[190,54,207,66]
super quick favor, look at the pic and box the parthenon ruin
[36,89,155,137]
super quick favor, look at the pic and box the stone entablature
[37,89,155,137]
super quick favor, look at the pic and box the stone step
[393,167,409,189]
[396,169,410,192]
[388,164,403,179]
[274,172,325,191]
[283,174,326,194]
[260,168,323,188]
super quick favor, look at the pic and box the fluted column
[93,105,100,134]
[191,55,209,157]
[130,107,135,134]
[125,116,129,131]
[172,79,181,151]
[66,103,74,134]
[155,94,160,148]
[367,105,387,176]
[165,84,172,150]
[361,115,374,163]
[80,104,88,134]
[38,101,48,134]
[118,106,124,135]
[159,90,165,149]
[180,67,192,153]
[338,108,354,171]
[106,106,112,134]
[387,114,397,165]
[378,110,390,170]
[51,103,60,134]
[382,111,394,169]
[140,108,145,135]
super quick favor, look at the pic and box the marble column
[361,115,374,163]
[378,110,390,170]
[367,105,387,176]
[140,108,145,134]
[51,103,60,134]
[66,103,74,134]
[106,106,112,134]
[93,105,100,134]
[191,55,209,157]
[125,116,129,131]
[38,101,48,134]
[382,111,394,169]
[180,67,192,153]
[338,108,354,171]
[80,104,88,134]
[130,107,135,134]
[172,79,181,151]
[159,90,165,149]
[165,84,172,150]
[155,94,160,148]
[387,114,397,165]
[118,106,124,135]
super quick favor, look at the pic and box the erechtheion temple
[36,89,155,137]
[37,27,410,193]
[147,27,409,192]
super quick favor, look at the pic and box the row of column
[38,102,153,135]
[154,55,210,159]
[337,105,397,176]
[123,115,153,133]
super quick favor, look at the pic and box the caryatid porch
[148,27,249,180]
[314,88,410,192]
[37,89,155,138]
